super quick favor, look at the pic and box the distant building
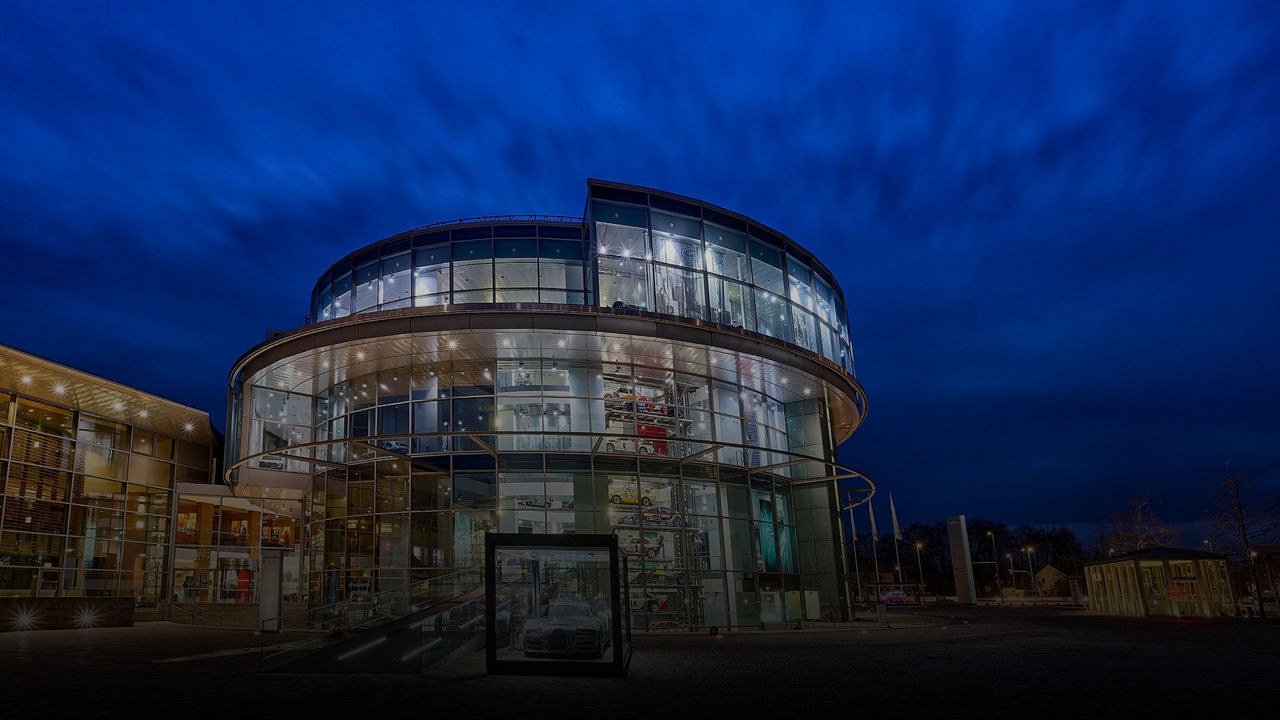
[1035,563,1068,596]
[1084,547,1236,617]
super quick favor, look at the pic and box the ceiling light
[182,422,195,433]
[19,375,32,385]
[556,338,566,348]
[52,384,66,395]
[502,338,512,347]
[447,339,458,350]
[138,409,149,419]
[356,351,366,361]
[112,402,123,411]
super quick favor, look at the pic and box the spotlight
[13,610,37,631]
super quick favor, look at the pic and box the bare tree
[1205,463,1280,619]
[1104,494,1175,553]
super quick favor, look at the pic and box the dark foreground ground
[2,606,1277,717]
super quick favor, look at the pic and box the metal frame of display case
[485,533,632,676]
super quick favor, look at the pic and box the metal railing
[168,602,223,627]
[258,566,485,672]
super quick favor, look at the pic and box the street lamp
[915,541,925,597]
[1024,546,1036,597]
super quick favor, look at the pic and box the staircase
[259,567,487,674]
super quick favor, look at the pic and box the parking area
[1,606,1276,716]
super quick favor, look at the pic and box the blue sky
[1,1,1277,529]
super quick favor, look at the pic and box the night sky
[2,2,1277,533]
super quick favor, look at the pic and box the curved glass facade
[310,184,855,374]
[309,222,589,321]
[229,180,868,629]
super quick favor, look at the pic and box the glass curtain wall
[173,494,301,604]
[298,451,822,630]
[313,225,588,321]
[242,342,840,627]
[0,391,212,603]
[590,199,854,373]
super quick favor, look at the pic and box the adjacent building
[1084,546,1236,618]
[223,180,873,628]
[0,344,218,624]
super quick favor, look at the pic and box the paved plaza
[2,606,1277,717]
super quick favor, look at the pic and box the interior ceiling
[0,345,216,445]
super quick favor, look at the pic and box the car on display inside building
[879,590,909,605]
[609,485,656,506]
[629,590,671,613]
[379,440,410,454]
[604,437,656,455]
[631,569,688,586]
[622,534,664,559]
[603,388,652,409]
[258,453,286,470]
[618,507,685,528]
[520,598,609,658]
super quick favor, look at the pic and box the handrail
[169,602,222,627]
[226,430,876,501]
[408,214,583,233]
[259,565,483,631]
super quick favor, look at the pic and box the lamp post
[915,541,925,589]
[1024,546,1036,598]
[1005,552,1015,590]
[987,530,1001,594]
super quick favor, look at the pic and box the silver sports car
[521,599,609,657]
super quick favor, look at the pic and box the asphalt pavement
[1,605,1276,717]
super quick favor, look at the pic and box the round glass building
[225,180,872,629]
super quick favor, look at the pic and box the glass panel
[354,262,379,313]
[380,251,412,305]
[786,254,813,312]
[13,399,73,438]
[413,246,451,300]
[11,428,73,470]
[650,211,703,270]
[704,223,750,281]
[753,290,790,340]
[494,260,539,290]
[791,308,818,352]
[653,264,706,319]
[598,255,650,310]
[453,259,493,295]
[127,455,172,488]
[708,277,754,331]
[749,242,785,294]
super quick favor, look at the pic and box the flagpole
[890,493,905,586]
[848,501,862,604]
[867,498,881,602]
